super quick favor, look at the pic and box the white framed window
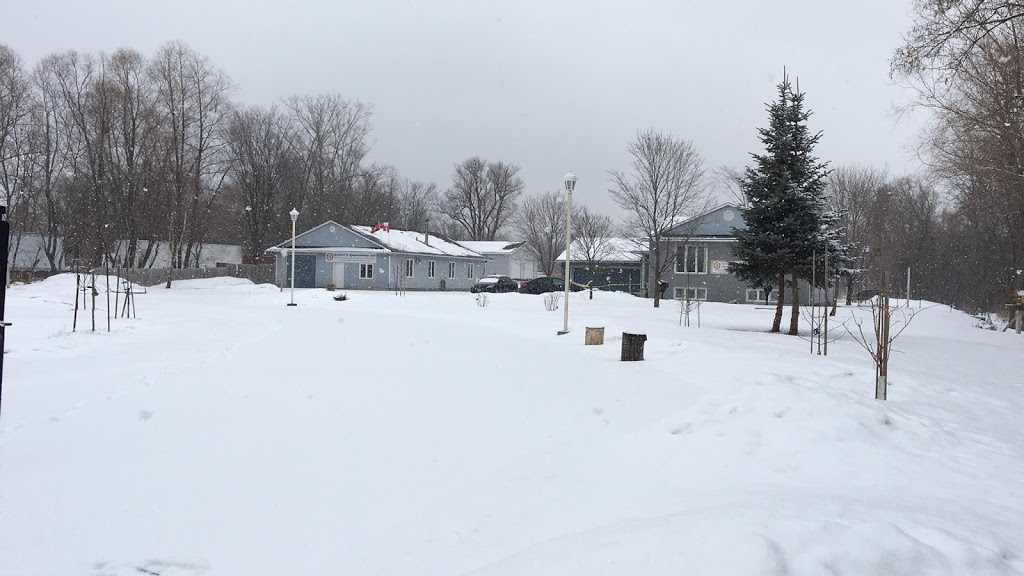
[467,263,474,278]
[746,288,778,303]
[448,262,456,278]
[675,244,708,274]
[405,258,414,278]
[428,261,436,278]
[359,263,374,279]
[674,287,707,301]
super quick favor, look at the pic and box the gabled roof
[350,226,485,259]
[556,238,644,263]
[269,220,371,250]
[266,220,486,259]
[458,241,527,255]
[664,203,745,238]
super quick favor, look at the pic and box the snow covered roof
[350,226,485,259]
[556,238,644,263]
[458,241,526,255]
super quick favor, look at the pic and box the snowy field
[1,275,1022,576]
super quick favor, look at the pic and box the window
[359,263,374,279]
[405,258,414,278]
[428,261,436,278]
[676,244,708,274]
[674,287,707,301]
[467,263,474,278]
[448,262,456,278]
[746,288,778,303]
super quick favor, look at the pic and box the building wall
[481,253,511,277]
[275,251,485,291]
[112,240,243,268]
[657,240,750,303]
[571,262,643,293]
[8,233,63,271]
[509,252,539,279]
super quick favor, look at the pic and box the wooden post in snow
[105,259,111,332]
[90,271,96,332]
[72,271,80,332]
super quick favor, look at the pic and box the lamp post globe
[558,172,576,335]
[288,208,299,307]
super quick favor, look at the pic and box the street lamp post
[558,172,576,335]
[288,208,299,307]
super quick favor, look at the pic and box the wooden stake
[90,271,96,332]
[73,271,80,332]
[105,259,111,332]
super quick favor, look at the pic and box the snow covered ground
[1,275,1022,575]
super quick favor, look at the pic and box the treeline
[0,41,443,269]
[886,1,1024,311]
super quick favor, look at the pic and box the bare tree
[0,45,29,165]
[571,206,616,298]
[285,93,371,224]
[713,165,747,207]
[0,45,32,279]
[513,190,571,277]
[846,289,922,400]
[827,165,888,304]
[893,0,1024,77]
[609,129,708,308]
[442,156,523,240]
[392,178,438,232]
[346,163,400,226]
[148,41,233,270]
[572,205,615,271]
[225,105,301,261]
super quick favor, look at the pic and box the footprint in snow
[671,423,693,435]
[138,410,154,422]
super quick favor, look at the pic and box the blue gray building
[267,221,487,291]
[556,238,645,294]
[658,204,778,303]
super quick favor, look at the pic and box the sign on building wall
[710,260,733,274]
[325,252,377,264]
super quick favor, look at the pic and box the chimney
[424,230,430,246]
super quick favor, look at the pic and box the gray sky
[6,0,926,216]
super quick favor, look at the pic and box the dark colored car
[471,275,519,293]
[519,276,583,294]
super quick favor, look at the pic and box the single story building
[266,221,487,291]
[7,232,64,272]
[113,240,243,268]
[459,241,540,280]
[556,238,645,294]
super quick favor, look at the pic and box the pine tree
[731,74,830,334]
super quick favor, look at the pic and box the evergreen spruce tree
[731,74,830,334]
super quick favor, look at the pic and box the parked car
[519,276,582,294]
[471,275,519,293]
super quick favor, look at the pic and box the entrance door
[286,254,317,288]
[333,263,346,288]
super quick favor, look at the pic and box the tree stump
[621,332,647,361]
[585,327,605,345]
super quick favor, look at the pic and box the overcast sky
[6,0,926,216]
